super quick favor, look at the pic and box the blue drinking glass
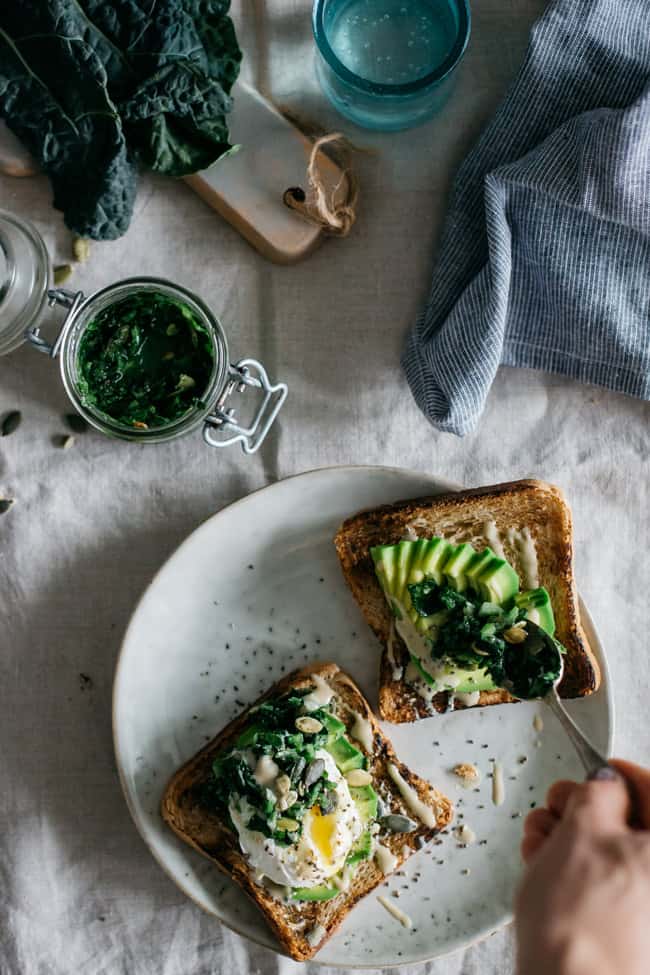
[313,0,470,131]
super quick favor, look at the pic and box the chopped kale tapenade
[76,291,214,429]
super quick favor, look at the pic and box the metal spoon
[503,620,608,777]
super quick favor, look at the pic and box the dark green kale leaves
[407,578,565,697]
[0,0,241,239]
[203,691,339,845]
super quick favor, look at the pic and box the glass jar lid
[0,210,50,355]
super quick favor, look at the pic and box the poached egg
[229,749,363,888]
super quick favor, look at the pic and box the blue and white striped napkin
[403,0,650,436]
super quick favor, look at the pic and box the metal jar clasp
[203,359,288,455]
[25,287,84,357]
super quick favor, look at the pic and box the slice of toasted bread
[161,662,452,960]
[334,479,600,722]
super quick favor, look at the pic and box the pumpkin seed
[345,768,373,787]
[304,758,325,788]
[0,498,14,515]
[1,410,21,437]
[277,817,299,832]
[65,413,88,434]
[295,716,323,734]
[55,434,75,449]
[503,625,527,644]
[72,237,91,263]
[278,790,298,812]
[319,789,338,814]
[380,813,418,834]
[275,774,291,796]
[54,264,73,285]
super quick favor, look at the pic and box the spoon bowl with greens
[504,620,609,777]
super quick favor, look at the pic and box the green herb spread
[76,291,214,429]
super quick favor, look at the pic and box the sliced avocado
[465,548,497,593]
[410,653,436,686]
[442,543,477,592]
[415,607,449,635]
[346,829,373,865]
[420,538,453,584]
[395,540,417,600]
[515,587,556,636]
[407,538,430,582]
[371,544,398,596]
[292,884,338,902]
[326,736,365,773]
[477,558,519,603]
[409,653,496,694]
[454,668,496,694]
[320,711,346,739]
[350,783,379,822]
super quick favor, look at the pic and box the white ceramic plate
[113,466,613,968]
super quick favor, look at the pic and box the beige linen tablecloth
[1,2,648,973]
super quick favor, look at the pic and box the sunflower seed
[304,758,325,788]
[0,498,14,515]
[65,413,88,434]
[295,716,323,734]
[290,756,306,784]
[380,814,418,834]
[1,410,21,436]
[376,796,390,818]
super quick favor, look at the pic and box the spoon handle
[544,686,609,777]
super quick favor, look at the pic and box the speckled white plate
[113,466,613,967]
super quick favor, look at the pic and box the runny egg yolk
[307,805,337,866]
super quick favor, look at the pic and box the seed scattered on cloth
[1,410,21,436]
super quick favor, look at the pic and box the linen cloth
[403,0,650,436]
[1,2,649,975]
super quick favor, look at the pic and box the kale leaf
[0,0,241,239]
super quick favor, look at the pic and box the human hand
[515,760,650,975]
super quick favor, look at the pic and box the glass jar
[312,0,471,131]
[0,209,50,355]
[0,211,287,454]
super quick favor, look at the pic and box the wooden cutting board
[0,83,346,264]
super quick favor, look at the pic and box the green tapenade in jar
[76,291,214,429]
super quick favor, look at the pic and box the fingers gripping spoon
[504,621,609,778]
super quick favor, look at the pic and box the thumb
[563,768,631,834]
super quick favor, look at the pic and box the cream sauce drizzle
[455,690,481,707]
[483,520,506,560]
[375,843,398,875]
[386,620,403,681]
[331,866,352,891]
[492,760,505,806]
[303,674,334,711]
[306,924,327,947]
[507,526,539,589]
[377,896,413,929]
[387,763,437,827]
[350,709,374,753]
